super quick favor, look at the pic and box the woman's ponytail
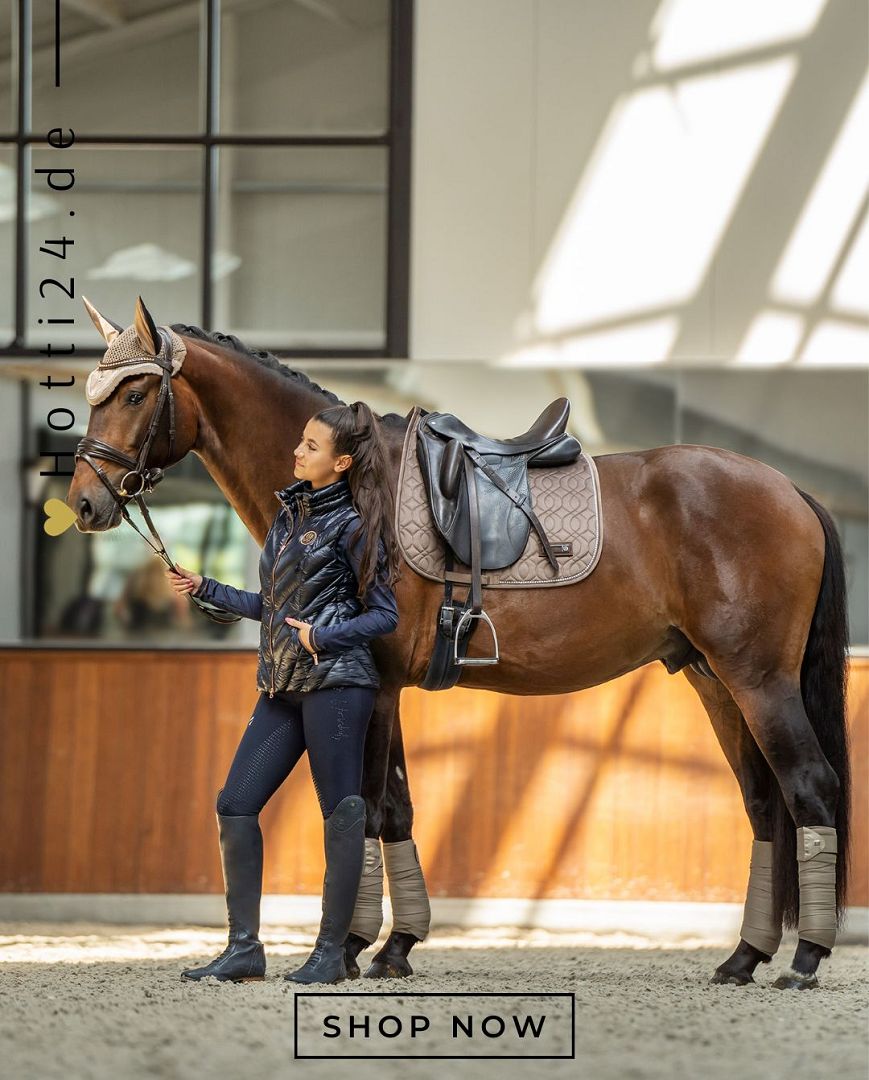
[311,400,402,603]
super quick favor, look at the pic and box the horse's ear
[134,295,162,355]
[82,295,123,345]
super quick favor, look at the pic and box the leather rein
[75,328,240,625]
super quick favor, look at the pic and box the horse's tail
[770,487,851,930]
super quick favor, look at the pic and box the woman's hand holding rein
[166,562,203,596]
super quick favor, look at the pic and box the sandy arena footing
[0,922,866,1079]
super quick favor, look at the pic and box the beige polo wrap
[739,838,782,956]
[348,837,385,944]
[384,839,431,941]
[796,825,838,950]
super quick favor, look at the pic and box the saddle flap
[417,422,534,570]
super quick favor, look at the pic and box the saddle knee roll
[739,839,782,956]
[439,439,464,500]
[796,825,838,951]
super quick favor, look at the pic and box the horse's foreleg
[365,708,432,979]
[683,668,783,985]
[345,688,398,977]
[347,692,431,979]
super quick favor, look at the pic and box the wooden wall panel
[0,650,866,906]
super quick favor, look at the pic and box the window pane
[31,0,200,135]
[219,0,390,135]
[26,146,202,347]
[0,146,13,342]
[212,146,387,349]
[36,480,260,646]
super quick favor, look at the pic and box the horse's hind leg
[683,668,783,985]
[713,669,842,990]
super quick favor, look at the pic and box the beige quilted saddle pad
[396,405,603,588]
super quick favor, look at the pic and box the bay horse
[68,297,851,990]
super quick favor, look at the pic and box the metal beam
[1,0,267,89]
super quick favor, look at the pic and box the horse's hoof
[772,970,819,991]
[343,943,362,979]
[343,933,370,980]
[362,931,417,979]
[364,955,414,979]
[710,969,755,986]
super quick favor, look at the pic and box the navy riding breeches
[215,685,377,819]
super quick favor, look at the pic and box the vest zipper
[268,501,306,698]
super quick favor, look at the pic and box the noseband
[75,329,239,625]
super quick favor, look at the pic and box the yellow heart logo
[43,498,78,536]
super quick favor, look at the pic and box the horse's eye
[128,391,144,405]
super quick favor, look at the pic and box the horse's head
[69,295,197,532]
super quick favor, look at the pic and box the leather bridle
[75,328,240,624]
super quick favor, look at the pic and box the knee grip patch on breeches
[383,839,431,941]
[796,825,838,950]
[348,837,385,944]
[739,839,782,956]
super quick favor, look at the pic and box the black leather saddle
[416,397,582,679]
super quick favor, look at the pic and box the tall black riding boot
[284,795,366,985]
[181,811,266,983]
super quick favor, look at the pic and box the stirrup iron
[453,607,499,665]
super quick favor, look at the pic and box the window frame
[0,0,413,359]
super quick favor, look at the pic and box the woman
[166,400,401,985]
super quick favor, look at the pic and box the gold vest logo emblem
[300,530,318,545]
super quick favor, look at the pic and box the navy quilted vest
[257,475,382,695]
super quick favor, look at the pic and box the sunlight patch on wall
[529,58,797,355]
[770,70,869,309]
[733,311,805,365]
[650,0,827,70]
[499,317,678,368]
[831,211,869,317]
[799,320,869,365]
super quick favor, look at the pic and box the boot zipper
[268,501,307,698]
